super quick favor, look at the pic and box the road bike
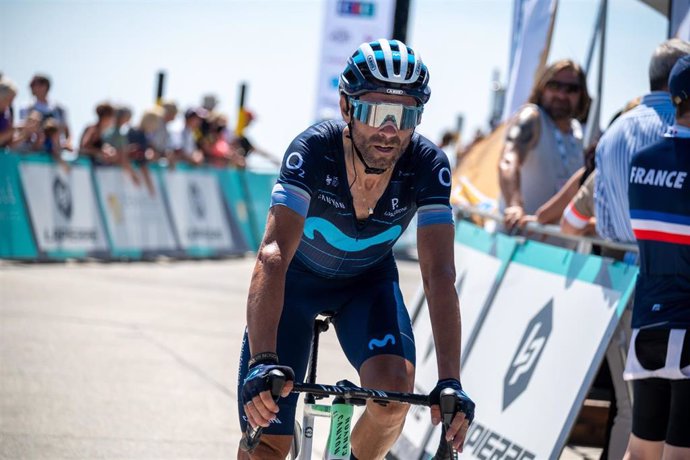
[240,314,460,459]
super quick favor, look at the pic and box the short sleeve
[415,141,453,227]
[270,124,324,218]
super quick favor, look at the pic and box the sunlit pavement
[0,258,601,459]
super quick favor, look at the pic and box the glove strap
[248,351,279,368]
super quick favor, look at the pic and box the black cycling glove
[429,378,475,425]
[241,354,294,405]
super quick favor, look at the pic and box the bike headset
[339,39,431,175]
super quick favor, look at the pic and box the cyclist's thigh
[333,269,415,371]
[237,434,293,460]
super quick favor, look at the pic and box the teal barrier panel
[92,164,180,259]
[443,238,638,459]
[17,153,109,260]
[0,151,38,259]
[216,169,258,251]
[156,163,249,258]
[243,170,278,247]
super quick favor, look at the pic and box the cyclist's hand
[241,363,294,429]
[429,378,475,452]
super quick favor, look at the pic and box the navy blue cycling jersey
[628,125,690,329]
[271,120,453,278]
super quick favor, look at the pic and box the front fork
[299,401,354,460]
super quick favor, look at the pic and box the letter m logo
[502,299,553,410]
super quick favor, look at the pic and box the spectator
[20,74,72,150]
[151,100,178,163]
[436,129,459,170]
[79,102,117,165]
[43,119,69,172]
[498,59,591,230]
[560,98,641,237]
[0,78,17,148]
[173,108,205,166]
[200,113,244,168]
[595,38,690,245]
[591,39,690,460]
[11,110,43,152]
[561,170,597,236]
[126,108,163,195]
[229,110,280,166]
[623,54,690,460]
[102,105,133,157]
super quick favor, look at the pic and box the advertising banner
[163,169,243,256]
[422,241,637,459]
[94,167,177,257]
[19,157,108,258]
[393,222,516,458]
[0,152,37,259]
[314,0,396,121]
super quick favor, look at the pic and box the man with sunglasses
[499,59,591,231]
[236,39,475,459]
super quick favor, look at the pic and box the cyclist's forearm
[427,286,462,380]
[246,250,289,355]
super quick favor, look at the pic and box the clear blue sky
[0,0,667,163]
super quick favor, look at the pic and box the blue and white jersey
[628,124,690,329]
[595,92,675,242]
[271,120,453,278]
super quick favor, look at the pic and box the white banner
[394,242,504,458]
[95,168,177,252]
[314,0,396,121]
[163,170,236,251]
[501,0,557,121]
[19,162,107,253]
[429,257,626,459]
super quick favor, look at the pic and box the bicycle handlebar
[240,370,464,459]
[292,380,431,406]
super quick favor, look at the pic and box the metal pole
[155,71,165,105]
[392,0,410,42]
[583,0,605,74]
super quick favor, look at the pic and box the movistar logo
[368,334,396,350]
[303,217,401,252]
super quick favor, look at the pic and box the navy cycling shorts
[237,259,416,436]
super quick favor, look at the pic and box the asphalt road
[0,257,600,459]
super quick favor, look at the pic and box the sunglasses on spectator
[545,80,581,94]
[350,98,423,130]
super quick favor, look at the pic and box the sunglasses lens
[546,80,581,94]
[351,99,421,130]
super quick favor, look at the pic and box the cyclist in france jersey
[237,39,475,459]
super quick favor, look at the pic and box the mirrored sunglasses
[350,98,423,130]
[545,80,581,94]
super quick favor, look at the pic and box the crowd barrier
[0,150,279,260]
[391,219,639,460]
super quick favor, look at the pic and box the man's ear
[339,95,351,123]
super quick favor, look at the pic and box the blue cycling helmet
[339,39,431,105]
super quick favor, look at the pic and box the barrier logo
[53,176,72,220]
[188,182,205,219]
[503,299,553,410]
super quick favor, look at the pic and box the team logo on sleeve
[286,152,304,170]
[438,167,451,187]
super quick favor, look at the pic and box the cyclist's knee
[237,434,292,460]
[366,399,410,426]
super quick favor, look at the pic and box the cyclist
[237,39,475,459]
